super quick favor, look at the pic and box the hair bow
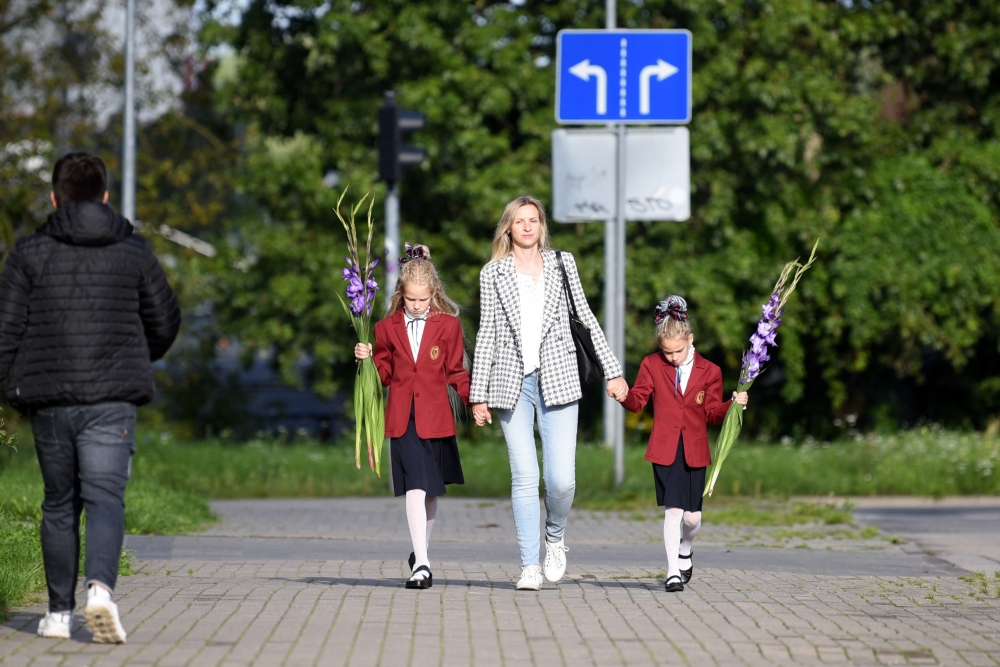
[653,295,689,325]
[398,242,430,266]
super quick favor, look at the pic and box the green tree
[194,0,1000,436]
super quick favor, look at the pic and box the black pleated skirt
[390,403,464,497]
[652,435,706,512]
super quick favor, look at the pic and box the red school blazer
[620,350,732,468]
[372,310,471,439]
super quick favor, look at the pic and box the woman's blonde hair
[489,195,550,263]
[385,245,460,318]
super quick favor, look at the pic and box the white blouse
[517,272,545,375]
[403,310,426,361]
[676,346,695,394]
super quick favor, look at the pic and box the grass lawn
[0,440,213,615]
[128,428,1000,506]
[3,426,998,615]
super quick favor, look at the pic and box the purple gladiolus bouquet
[704,240,819,497]
[334,188,386,476]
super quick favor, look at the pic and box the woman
[470,195,628,590]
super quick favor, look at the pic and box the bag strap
[555,251,580,319]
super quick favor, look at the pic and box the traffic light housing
[378,91,426,185]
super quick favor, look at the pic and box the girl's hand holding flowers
[732,391,749,406]
[355,343,372,360]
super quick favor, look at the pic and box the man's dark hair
[51,152,108,206]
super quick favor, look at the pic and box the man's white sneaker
[543,538,569,582]
[37,612,73,639]
[84,587,127,644]
[515,565,544,591]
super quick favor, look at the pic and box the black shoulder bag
[555,251,604,384]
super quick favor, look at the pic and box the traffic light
[378,91,426,185]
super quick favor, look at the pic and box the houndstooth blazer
[470,249,622,410]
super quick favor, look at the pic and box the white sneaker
[543,538,569,582]
[516,565,544,591]
[84,587,127,644]
[37,612,73,639]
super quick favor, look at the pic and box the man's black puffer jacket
[0,201,181,412]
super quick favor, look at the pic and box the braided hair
[654,295,693,340]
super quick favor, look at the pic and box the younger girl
[617,296,748,592]
[355,243,470,589]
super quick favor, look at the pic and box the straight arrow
[639,59,679,115]
[569,59,607,115]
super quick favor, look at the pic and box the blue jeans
[498,372,579,568]
[32,402,137,612]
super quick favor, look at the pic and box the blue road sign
[556,29,692,124]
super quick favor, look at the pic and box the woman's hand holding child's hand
[354,343,373,360]
[732,391,749,406]
[472,403,492,427]
[607,377,629,402]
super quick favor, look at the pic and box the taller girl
[471,196,627,590]
[355,244,469,589]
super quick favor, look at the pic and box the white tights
[663,508,702,578]
[405,490,438,576]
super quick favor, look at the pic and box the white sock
[425,495,438,547]
[680,511,701,559]
[405,490,430,578]
[663,508,683,579]
[88,584,112,602]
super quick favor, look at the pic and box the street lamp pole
[122,0,136,222]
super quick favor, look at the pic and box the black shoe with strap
[664,575,684,592]
[678,549,693,585]
[405,566,433,589]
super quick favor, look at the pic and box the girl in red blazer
[355,243,470,589]
[617,296,748,593]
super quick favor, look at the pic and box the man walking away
[0,152,181,643]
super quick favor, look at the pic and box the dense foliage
[4,1,999,438]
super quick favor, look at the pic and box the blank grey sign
[625,127,690,221]
[551,128,617,222]
[552,127,690,223]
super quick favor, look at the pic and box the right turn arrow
[639,59,679,115]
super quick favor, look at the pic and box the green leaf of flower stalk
[354,370,364,469]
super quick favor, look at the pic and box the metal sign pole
[122,0,136,222]
[600,0,626,486]
[602,0,618,454]
[613,124,627,486]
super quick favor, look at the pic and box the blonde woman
[470,195,627,590]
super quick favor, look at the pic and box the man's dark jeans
[32,402,137,612]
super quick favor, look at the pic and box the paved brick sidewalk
[2,498,999,666]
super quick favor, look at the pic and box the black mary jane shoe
[408,552,415,570]
[678,550,693,585]
[664,575,684,593]
[405,565,433,590]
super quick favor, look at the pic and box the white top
[517,272,545,375]
[403,310,426,361]
[676,346,696,394]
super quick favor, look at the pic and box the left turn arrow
[568,59,608,116]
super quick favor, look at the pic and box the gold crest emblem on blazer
[695,391,705,405]
[429,345,440,360]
